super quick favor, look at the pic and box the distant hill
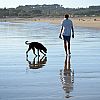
[0,4,100,18]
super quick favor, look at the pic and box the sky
[0,0,100,8]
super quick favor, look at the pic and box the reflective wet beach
[0,22,100,100]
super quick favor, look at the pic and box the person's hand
[59,34,62,39]
[72,34,74,38]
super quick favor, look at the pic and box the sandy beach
[38,17,100,29]
[0,17,100,29]
[32,17,100,29]
[0,18,100,100]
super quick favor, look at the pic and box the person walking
[59,14,74,55]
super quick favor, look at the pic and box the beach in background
[0,20,100,100]
[0,17,100,29]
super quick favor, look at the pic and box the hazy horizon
[0,0,100,8]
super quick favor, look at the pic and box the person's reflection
[60,55,74,98]
[26,56,47,69]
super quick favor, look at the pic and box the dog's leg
[32,47,37,56]
[37,55,40,63]
[37,49,40,56]
[33,56,37,65]
[26,48,31,58]
[40,50,46,55]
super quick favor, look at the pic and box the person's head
[64,14,69,19]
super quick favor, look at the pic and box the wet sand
[0,21,100,100]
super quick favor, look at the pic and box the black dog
[25,41,47,57]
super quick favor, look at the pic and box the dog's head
[44,47,47,53]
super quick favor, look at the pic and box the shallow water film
[0,22,100,100]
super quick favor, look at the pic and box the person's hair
[64,14,69,19]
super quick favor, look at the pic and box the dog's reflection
[26,56,47,69]
[60,55,74,98]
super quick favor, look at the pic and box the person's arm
[60,26,63,33]
[59,26,63,39]
[71,26,74,38]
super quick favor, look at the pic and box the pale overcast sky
[0,0,100,8]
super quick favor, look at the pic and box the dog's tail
[25,41,30,45]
